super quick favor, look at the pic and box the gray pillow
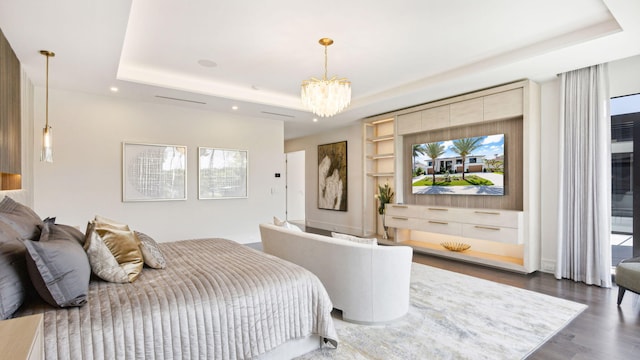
[0,196,44,241]
[135,231,167,269]
[24,221,91,307]
[0,221,29,319]
[55,223,85,245]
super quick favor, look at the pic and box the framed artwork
[318,141,347,211]
[122,142,187,202]
[198,147,248,199]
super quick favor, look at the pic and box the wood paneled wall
[0,28,21,190]
[402,117,523,211]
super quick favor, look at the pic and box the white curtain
[555,64,612,288]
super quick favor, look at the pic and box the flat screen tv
[411,134,505,196]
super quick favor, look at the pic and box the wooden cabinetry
[421,105,450,131]
[0,28,22,190]
[372,79,540,272]
[363,117,395,237]
[449,98,483,127]
[0,314,44,360]
[396,87,524,134]
[385,204,534,273]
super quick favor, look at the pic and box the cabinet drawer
[463,209,521,228]
[385,204,420,217]
[386,215,462,236]
[422,206,465,222]
[462,223,521,244]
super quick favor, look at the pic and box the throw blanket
[18,238,338,359]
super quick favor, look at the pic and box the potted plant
[375,182,394,239]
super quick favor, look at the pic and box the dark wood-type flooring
[251,227,640,359]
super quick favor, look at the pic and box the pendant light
[40,50,55,163]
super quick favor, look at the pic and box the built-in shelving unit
[363,79,540,273]
[363,117,395,238]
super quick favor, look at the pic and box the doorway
[285,150,305,229]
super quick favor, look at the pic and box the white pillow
[273,216,303,232]
[331,232,378,245]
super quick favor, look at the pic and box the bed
[15,238,338,359]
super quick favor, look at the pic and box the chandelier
[301,38,351,117]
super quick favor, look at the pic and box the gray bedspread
[17,238,338,359]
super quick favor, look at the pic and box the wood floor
[253,227,640,359]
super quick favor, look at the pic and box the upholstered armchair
[616,256,640,305]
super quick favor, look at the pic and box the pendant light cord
[45,54,49,128]
[323,45,328,81]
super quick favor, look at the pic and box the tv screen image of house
[412,134,505,196]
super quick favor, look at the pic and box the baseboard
[540,259,556,273]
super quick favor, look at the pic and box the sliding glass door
[611,94,640,264]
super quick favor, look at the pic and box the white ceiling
[1,0,639,139]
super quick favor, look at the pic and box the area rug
[297,263,587,360]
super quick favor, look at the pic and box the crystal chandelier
[301,38,351,117]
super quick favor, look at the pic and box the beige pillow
[273,216,303,232]
[331,232,378,245]
[83,222,129,283]
[135,231,166,269]
[88,216,144,282]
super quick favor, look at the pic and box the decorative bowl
[440,241,471,252]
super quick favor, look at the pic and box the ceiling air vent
[155,95,206,105]
[260,111,294,118]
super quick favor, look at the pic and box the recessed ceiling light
[198,59,217,68]
[110,86,119,92]
[232,105,238,110]
[313,118,318,122]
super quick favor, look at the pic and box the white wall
[539,78,561,272]
[538,54,640,272]
[610,55,640,97]
[285,123,364,235]
[31,89,286,243]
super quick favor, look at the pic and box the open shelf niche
[363,116,396,238]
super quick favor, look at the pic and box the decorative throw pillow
[55,223,86,245]
[90,216,144,282]
[24,221,91,308]
[135,231,166,269]
[273,216,303,232]
[331,232,378,245]
[0,221,29,320]
[0,196,44,241]
[83,221,129,283]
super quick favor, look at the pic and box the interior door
[285,150,305,225]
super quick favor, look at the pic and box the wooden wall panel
[402,117,523,210]
[0,27,22,188]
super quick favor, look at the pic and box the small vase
[381,213,389,240]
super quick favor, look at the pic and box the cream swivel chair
[616,256,640,305]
